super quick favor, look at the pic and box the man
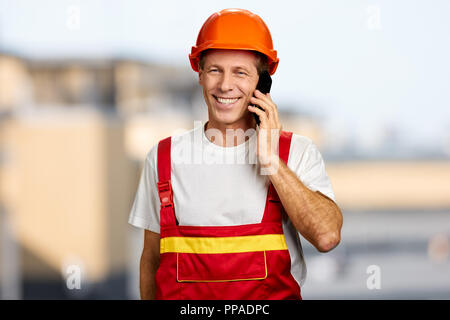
[129,8,343,300]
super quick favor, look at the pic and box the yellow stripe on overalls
[160,234,288,254]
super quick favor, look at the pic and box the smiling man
[129,8,343,300]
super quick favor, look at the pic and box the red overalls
[155,130,302,300]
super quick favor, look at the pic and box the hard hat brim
[189,43,279,75]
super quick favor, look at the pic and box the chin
[214,116,237,126]
[214,110,244,125]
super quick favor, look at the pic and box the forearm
[139,253,158,300]
[268,158,343,252]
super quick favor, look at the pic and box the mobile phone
[252,71,272,126]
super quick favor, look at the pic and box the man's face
[198,49,259,127]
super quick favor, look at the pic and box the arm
[140,229,161,300]
[269,159,343,253]
[249,90,343,253]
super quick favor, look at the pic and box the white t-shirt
[128,122,336,287]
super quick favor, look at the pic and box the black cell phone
[252,71,272,126]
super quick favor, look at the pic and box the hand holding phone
[252,71,272,126]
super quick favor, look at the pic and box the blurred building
[1,52,450,299]
[0,53,199,298]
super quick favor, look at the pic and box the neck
[204,116,257,147]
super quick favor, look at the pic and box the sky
[0,0,449,153]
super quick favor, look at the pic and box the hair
[198,49,269,76]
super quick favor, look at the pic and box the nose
[219,71,234,92]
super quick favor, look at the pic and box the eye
[208,68,219,73]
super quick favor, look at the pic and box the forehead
[202,49,258,68]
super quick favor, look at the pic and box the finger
[250,99,272,123]
[250,96,272,115]
[250,96,278,123]
[254,90,275,108]
[266,93,278,112]
[258,91,281,125]
[248,105,268,123]
[253,91,282,128]
[261,92,280,123]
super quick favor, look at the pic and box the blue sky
[1,0,449,153]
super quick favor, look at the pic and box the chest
[170,163,271,226]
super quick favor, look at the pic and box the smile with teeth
[214,96,240,105]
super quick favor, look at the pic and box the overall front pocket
[177,251,267,282]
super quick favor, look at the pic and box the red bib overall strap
[157,137,177,228]
[262,130,293,223]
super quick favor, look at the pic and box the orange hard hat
[189,8,279,75]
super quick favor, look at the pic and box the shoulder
[288,132,314,149]
[285,132,328,173]
[286,132,317,160]
[145,126,198,167]
[143,144,158,173]
[171,126,198,146]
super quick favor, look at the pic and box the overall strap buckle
[157,180,174,208]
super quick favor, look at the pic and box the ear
[198,69,204,85]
